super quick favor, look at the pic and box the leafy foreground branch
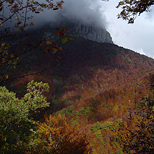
[117,0,154,23]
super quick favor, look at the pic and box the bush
[0,80,49,153]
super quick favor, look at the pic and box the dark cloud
[26,0,107,28]
[1,0,107,32]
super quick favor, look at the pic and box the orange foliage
[30,114,92,154]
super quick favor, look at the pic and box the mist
[3,0,107,30]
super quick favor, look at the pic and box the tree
[0,0,64,28]
[116,0,154,23]
[27,114,92,154]
[114,93,154,153]
[0,80,49,153]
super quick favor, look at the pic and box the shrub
[0,80,49,153]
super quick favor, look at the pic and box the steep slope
[3,35,154,153]
[6,37,154,104]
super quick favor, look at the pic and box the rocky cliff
[62,21,113,43]
[42,20,113,44]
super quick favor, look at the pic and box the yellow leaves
[2,58,6,64]
[52,59,57,62]
[48,3,53,9]
[0,22,3,27]
[43,40,62,54]
[0,43,20,70]
[52,47,58,54]
[45,47,50,52]
[30,22,34,26]
[61,28,66,31]
[56,0,64,9]
[113,105,119,112]
[10,54,14,58]
[20,26,23,31]
[5,75,9,79]
[6,0,14,4]
[38,7,43,11]
[118,1,124,6]
[1,43,9,48]
[57,56,61,60]
[14,16,19,20]
[37,113,67,135]
[69,36,75,40]
[61,36,68,43]
[57,5,62,9]
[36,113,88,153]
[46,40,53,45]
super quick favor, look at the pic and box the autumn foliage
[28,114,92,154]
[1,34,154,153]
[114,96,154,154]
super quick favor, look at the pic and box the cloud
[2,0,154,59]
[136,48,146,56]
[102,0,154,58]
[23,0,107,28]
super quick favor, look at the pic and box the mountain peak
[69,22,113,44]
[43,19,113,44]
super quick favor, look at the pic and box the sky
[102,0,154,58]
[33,0,154,58]
[2,0,154,58]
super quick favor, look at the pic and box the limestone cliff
[65,22,113,44]
[43,20,113,44]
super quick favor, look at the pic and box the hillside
[5,36,154,93]
[2,35,154,153]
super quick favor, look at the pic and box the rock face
[42,20,113,44]
[68,22,113,44]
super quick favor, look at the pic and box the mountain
[28,19,113,44]
[52,20,113,43]
[6,35,154,105]
[2,22,154,153]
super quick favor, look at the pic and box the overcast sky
[102,0,154,59]
[39,0,154,58]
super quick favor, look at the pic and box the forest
[0,0,154,153]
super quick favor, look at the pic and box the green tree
[0,80,49,153]
[117,0,154,23]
